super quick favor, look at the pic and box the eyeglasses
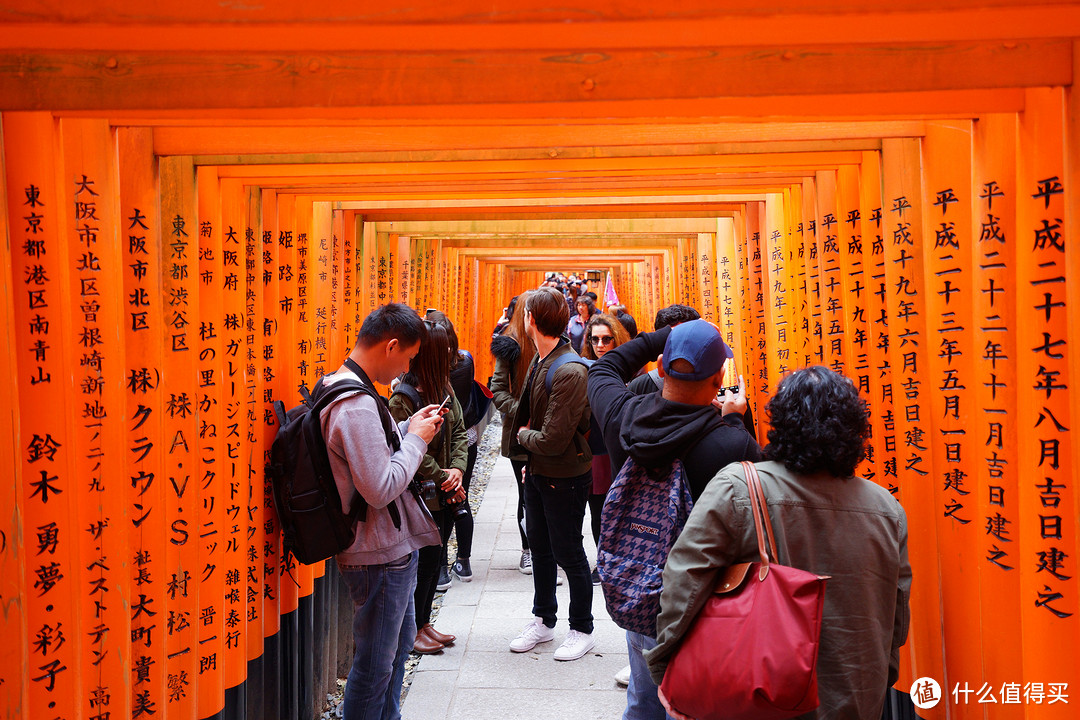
[589,335,615,346]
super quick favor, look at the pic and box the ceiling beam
[2,3,1077,49]
[1,40,1065,112]
[151,122,926,156]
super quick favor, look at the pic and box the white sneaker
[509,617,555,653]
[614,664,632,687]
[553,630,595,661]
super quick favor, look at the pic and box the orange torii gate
[2,3,1080,719]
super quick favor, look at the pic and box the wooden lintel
[152,122,926,156]
[1,3,1077,50]
[209,150,864,179]
[62,88,1023,123]
[223,175,821,197]
[0,41,1066,112]
[0,1,1063,25]
[371,219,724,234]
[194,139,885,167]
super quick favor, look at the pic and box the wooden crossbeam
[149,122,928,156]
[1,41,1064,112]
[2,3,1078,50]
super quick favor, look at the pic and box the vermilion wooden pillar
[882,137,946,713]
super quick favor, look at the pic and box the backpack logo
[597,457,694,637]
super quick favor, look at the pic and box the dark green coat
[388,387,468,485]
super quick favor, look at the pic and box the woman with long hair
[425,310,479,585]
[489,290,538,573]
[387,320,468,655]
[580,313,630,584]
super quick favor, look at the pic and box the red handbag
[658,461,829,720]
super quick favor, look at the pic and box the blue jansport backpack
[597,456,694,637]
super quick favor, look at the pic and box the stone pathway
[402,456,629,720]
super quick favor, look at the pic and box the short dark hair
[614,310,638,339]
[525,286,570,338]
[583,291,598,302]
[575,297,597,318]
[765,366,869,478]
[357,303,426,349]
[654,304,701,331]
[506,295,519,321]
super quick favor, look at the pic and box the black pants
[588,492,605,551]
[441,443,478,569]
[415,509,453,628]
[511,458,529,550]
[524,469,594,634]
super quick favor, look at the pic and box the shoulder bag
[658,461,829,720]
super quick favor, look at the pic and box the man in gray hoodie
[321,303,446,720]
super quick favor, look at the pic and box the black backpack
[266,358,400,565]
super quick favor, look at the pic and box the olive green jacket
[388,388,469,484]
[510,340,592,478]
[646,460,911,720]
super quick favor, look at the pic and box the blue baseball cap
[662,319,733,381]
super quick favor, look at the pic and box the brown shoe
[421,623,456,646]
[413,629,444,655]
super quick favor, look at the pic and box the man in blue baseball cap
[587,317,763,720]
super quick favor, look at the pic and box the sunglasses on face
[589,335,615,346]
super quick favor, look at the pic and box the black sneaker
[436,565,452,591]
[453,558,473,582]
[591,568,601,586]
[519,550,533,575]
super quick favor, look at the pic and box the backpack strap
[544,352,592,393]
[392,378,451,476]
[647,367,663,392]
[329,357,408,528]
[304,378,374,524]
[391,381,424,419]
[342,358,401,452]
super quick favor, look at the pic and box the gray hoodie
[321,366,441,566]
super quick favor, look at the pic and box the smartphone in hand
[717,358,740,397]
[437,394,452,413]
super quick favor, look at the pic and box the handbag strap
[741,461,778,569]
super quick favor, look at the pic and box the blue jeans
[339,551,418,720]
[623,631,672,720]
[524,470,594,633]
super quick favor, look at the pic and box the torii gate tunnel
[1,3,1079,719]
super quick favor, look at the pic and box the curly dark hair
[764,366,869,478]
[653,304,700,331]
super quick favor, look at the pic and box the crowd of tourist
[320,269,911,720]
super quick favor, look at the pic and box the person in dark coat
[489,291,537,574]
[587,319,763,720]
